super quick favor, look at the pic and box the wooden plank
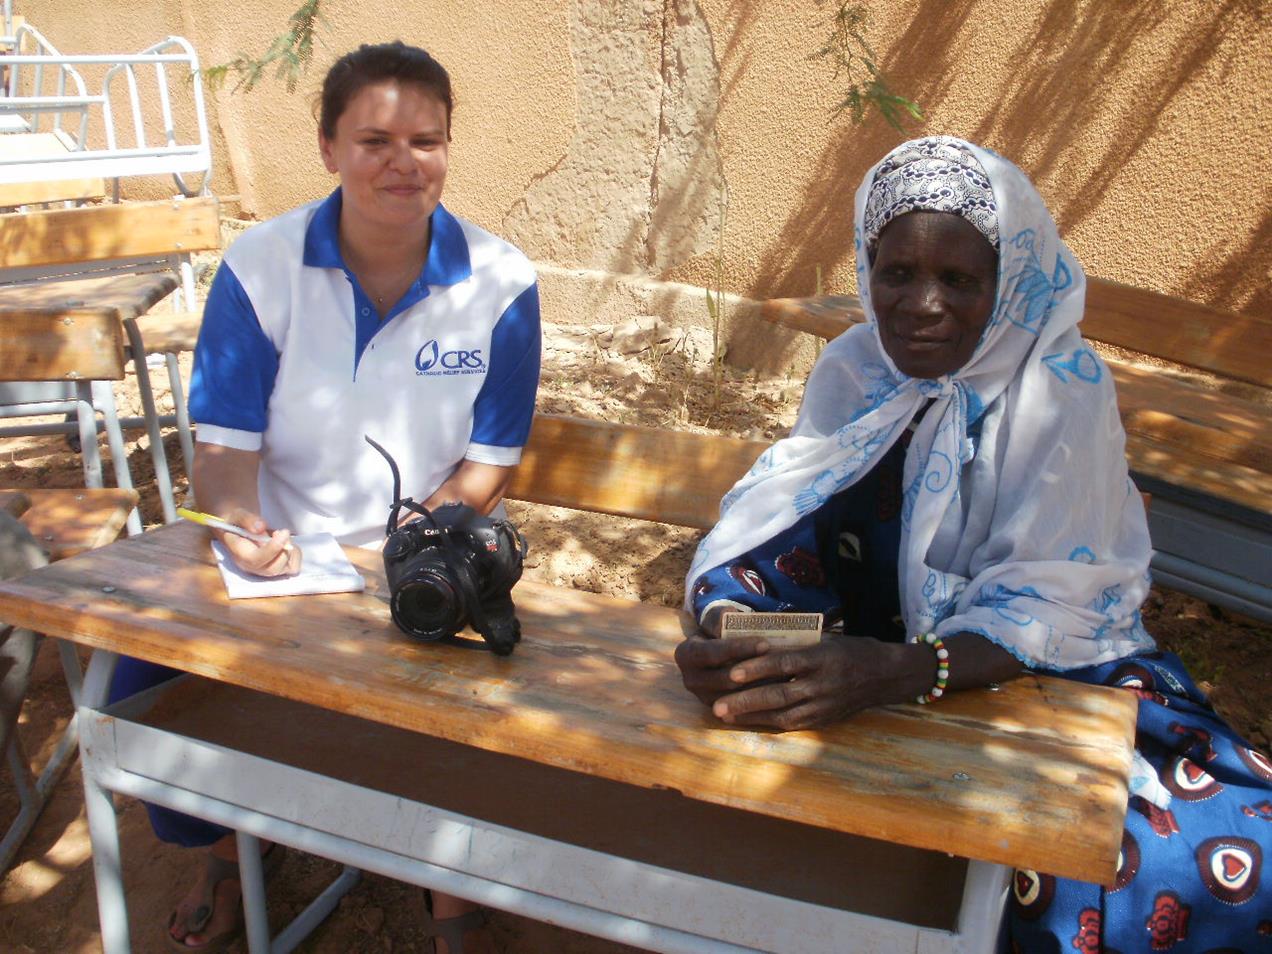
[0,310,126,380]
[131,309,202,355]
[761,295,860,341]
[1125,433,1272,518]
[1110,363,1267,447]
[0,132,107,207]
[1085,277,1272,389]
[0,196,220,269]
[0,272,178,322]
[0,521,1138,884]
[1111,366,1272,512]
[0,177,107,209]
[519,414,1150,528]
[509,414,769,530]
[12,487,137,559]
[1123,407,1272,475]
[761,289,1272,390]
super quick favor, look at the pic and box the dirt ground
[0,313,1269,953]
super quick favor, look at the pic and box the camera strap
[365,435,415,536]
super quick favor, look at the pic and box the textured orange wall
[18,0,1271,322]
[691,0,1272,320]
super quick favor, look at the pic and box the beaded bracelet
[911,632,950,704]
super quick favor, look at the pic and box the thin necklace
[340,238,426,307]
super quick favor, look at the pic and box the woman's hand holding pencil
[178,506,302,577]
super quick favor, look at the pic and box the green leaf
[204,0,327,97]
[816,2,923,131]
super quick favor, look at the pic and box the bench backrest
[508,413,769,530]
[510,412,1152,532]
[0,196,220,273]
[1083,279,1271,390]
[761,280,1272,390]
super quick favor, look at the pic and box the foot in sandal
[426,891,496,954]
[167,834,284,951]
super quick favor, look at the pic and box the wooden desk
[0,271,181,524]
[0,486,139,871]
[0,523,1138,952]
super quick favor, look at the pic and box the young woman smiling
[111,42,539,954]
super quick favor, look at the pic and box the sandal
[166,843,286,952]
[422,906,488,954]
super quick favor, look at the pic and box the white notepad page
[211,533,366,599]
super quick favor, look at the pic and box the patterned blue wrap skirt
[1008,651,1272,953]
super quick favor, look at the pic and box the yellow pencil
[177,507,277,546]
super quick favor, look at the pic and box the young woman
[113,41,539,953]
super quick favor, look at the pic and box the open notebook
[211,533,366,599]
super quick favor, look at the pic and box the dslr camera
[367,437,527,655]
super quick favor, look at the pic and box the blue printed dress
[690,434,1272,953]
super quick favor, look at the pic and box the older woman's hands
[674,635,771,706]
[675,635,930,731]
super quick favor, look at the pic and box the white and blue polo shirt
[189,189,541,547]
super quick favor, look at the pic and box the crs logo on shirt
[415,339,487,377]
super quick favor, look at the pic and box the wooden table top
[0,522,1137,884]
[0,272,178,322]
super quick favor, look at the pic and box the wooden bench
[0,307,145,534]
[761,282,1272,622]
[0,413,1137,953]
[0,196,222,521]
[0,486,138,871]
[0,488,139,561]
[507,412,769,530]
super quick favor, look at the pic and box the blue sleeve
[470,282,541,447]
[689,511,840,620]
[188,262,280,433]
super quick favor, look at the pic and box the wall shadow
[734,0,1270,375]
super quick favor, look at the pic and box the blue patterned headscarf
[863,136,999,256]
[686,136,1155,671]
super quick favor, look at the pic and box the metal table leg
[79,650,131,954]
[165,352,195,491]
[121,317,177,523]
[93,382,143,536]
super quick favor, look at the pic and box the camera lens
[391,570,463,640]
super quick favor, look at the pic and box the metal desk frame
[77,653,1011,954]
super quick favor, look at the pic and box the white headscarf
[685,136,1155,670]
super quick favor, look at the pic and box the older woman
[111,41,535,953]
[676,137,1270,949]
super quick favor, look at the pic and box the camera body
[382,502,525,655]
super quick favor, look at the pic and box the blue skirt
[1007,651,1272,952]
